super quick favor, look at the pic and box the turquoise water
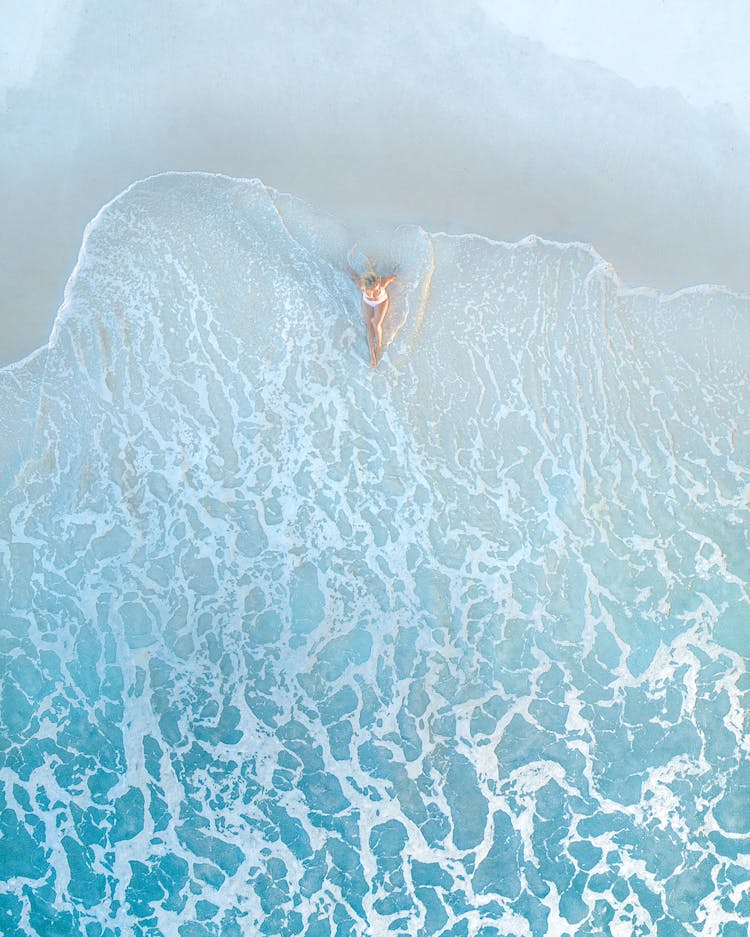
[0,174,748,936]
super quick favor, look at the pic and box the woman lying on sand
[348,266,397,367]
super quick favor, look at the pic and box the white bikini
[362,287,388,307]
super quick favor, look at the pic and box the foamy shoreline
[1,169,747,933]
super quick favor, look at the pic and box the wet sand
[2,0,750,367]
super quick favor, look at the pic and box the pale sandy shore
[2,0,750,367]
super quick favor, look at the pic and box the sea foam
[0,173,748,936]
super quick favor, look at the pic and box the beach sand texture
[2,1,750,366]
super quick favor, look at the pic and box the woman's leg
[363,304,377,366]
[373,299,389,363]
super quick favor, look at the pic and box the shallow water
[0,173,748,936]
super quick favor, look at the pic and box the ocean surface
[0,173,748,936]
